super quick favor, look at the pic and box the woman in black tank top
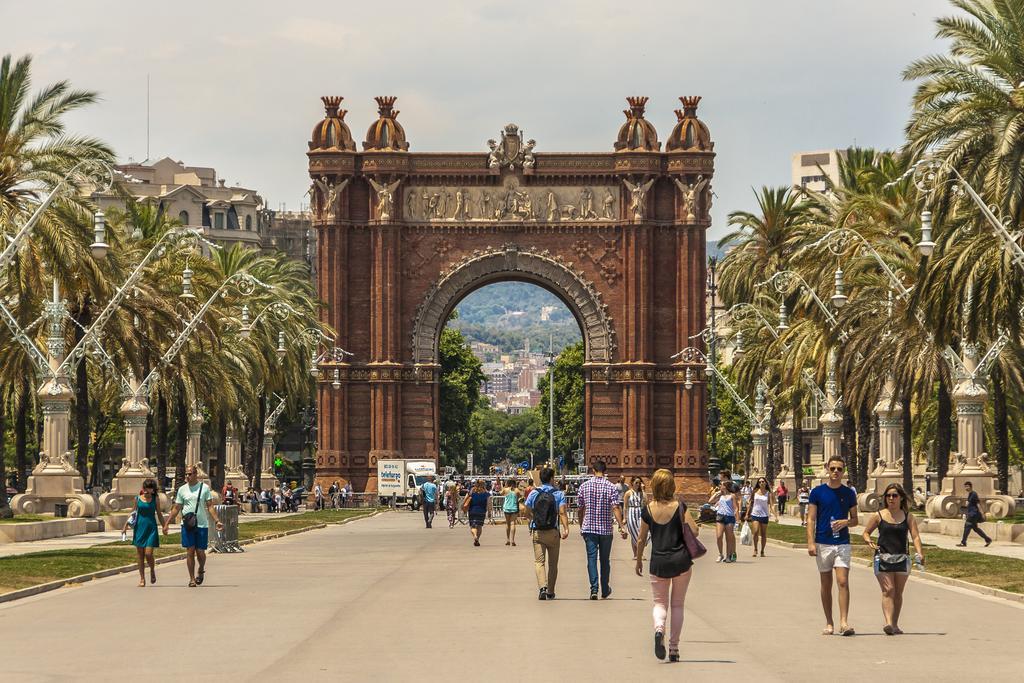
[634,469,698,662]
[861,483,924,635]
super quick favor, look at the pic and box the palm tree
[904,3,1024,491]
[719,187,810,307]
[0,54,114,513]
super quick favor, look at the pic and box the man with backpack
[524,466,569,601]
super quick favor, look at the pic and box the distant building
[791,149,845,192]
[265,210,315,266]
[90,157,267,250]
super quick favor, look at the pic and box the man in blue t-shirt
[807,455,859,636]
[525,467,569,601]
[420,475,438,529]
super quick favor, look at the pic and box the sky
[3,0,951,240]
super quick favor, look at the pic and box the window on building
[245,215,252,231]
[178,210,189,225]
[214,212,224,230]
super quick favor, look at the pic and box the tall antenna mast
[146,73,150,161]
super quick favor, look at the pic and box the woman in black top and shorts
[635,468,698,662]
[862,483,924,635]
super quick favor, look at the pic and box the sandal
[839,626,856,637]
[195,570,205,586]
[188,580,197,588]
[821,626,834,636]
[137,579,146,588]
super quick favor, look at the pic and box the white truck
[377,459,437,508]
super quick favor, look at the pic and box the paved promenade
[2,511,1021,681]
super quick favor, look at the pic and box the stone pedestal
[260,428,280,492]
[223,425,247,489]
[185,408,221,504]
[10,369,97,517]
[100,389,170,511]
[926,369,1015,519]
[858,378,903,512]
[775,416,796,493]
[750,426,767,476]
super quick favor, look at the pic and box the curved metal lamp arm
[756,270,841,330]
[247,301,299,330]
[0,299,50,374]
[264,393,287,433]
[0,160,113,275]
[910,157,1024,270]
[810,228,912,299]
[56,227,210,378]
[136,271,271,396]
[672,346,762,428]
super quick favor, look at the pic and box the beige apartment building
[89,157,267,250]
[791,149,845,192]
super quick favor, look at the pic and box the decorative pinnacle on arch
[625,96,649,117]
[321,96,345,118]
[375,96,399,118]
[678,96,701,118]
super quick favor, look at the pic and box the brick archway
[308,96,715,497]
[411,245,615,366]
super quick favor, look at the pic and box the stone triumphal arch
[307,95,715,496]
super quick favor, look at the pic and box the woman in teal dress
[123,478,165,587]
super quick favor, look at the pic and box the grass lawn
[0,508,377,595]
[0,514,49,524]
[765,523,1024,595]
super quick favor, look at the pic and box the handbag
[182,482,203,532]
[678,503,707,560]
[739,521,753,546]
[876,552,909,572]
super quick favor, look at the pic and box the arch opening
[411,246,615,367]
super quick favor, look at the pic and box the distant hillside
[708,238,728,261]
[450,245,728,354]
[451,282,581,354]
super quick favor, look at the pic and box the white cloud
[5,0,953,236]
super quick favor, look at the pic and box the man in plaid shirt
[576,460,627,599]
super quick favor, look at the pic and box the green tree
[0,54,114,516]
[714,366,753,475]
[537,340,584,463]
[439,324,484,468]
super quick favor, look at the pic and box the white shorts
[815,543,852,572]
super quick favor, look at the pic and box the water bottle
[830,516,840,539]
[913,553,924,573]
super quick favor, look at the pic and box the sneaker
[669,651,679,663]
[590,589,598,600]
[538,588,547,601]
[716,555,725,563]
[956,543,967,547]
[545,590,555,600]
[654,630,666,660]
[601,588,612,599]
[730,553,737,562]
[985,539,992,547]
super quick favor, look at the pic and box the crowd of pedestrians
[415,452,945,661]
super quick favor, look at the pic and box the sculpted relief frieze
[405,178,618,223]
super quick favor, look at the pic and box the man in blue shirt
[807,455,859,636]
[525,467,569,601]
[420,475,438,528]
